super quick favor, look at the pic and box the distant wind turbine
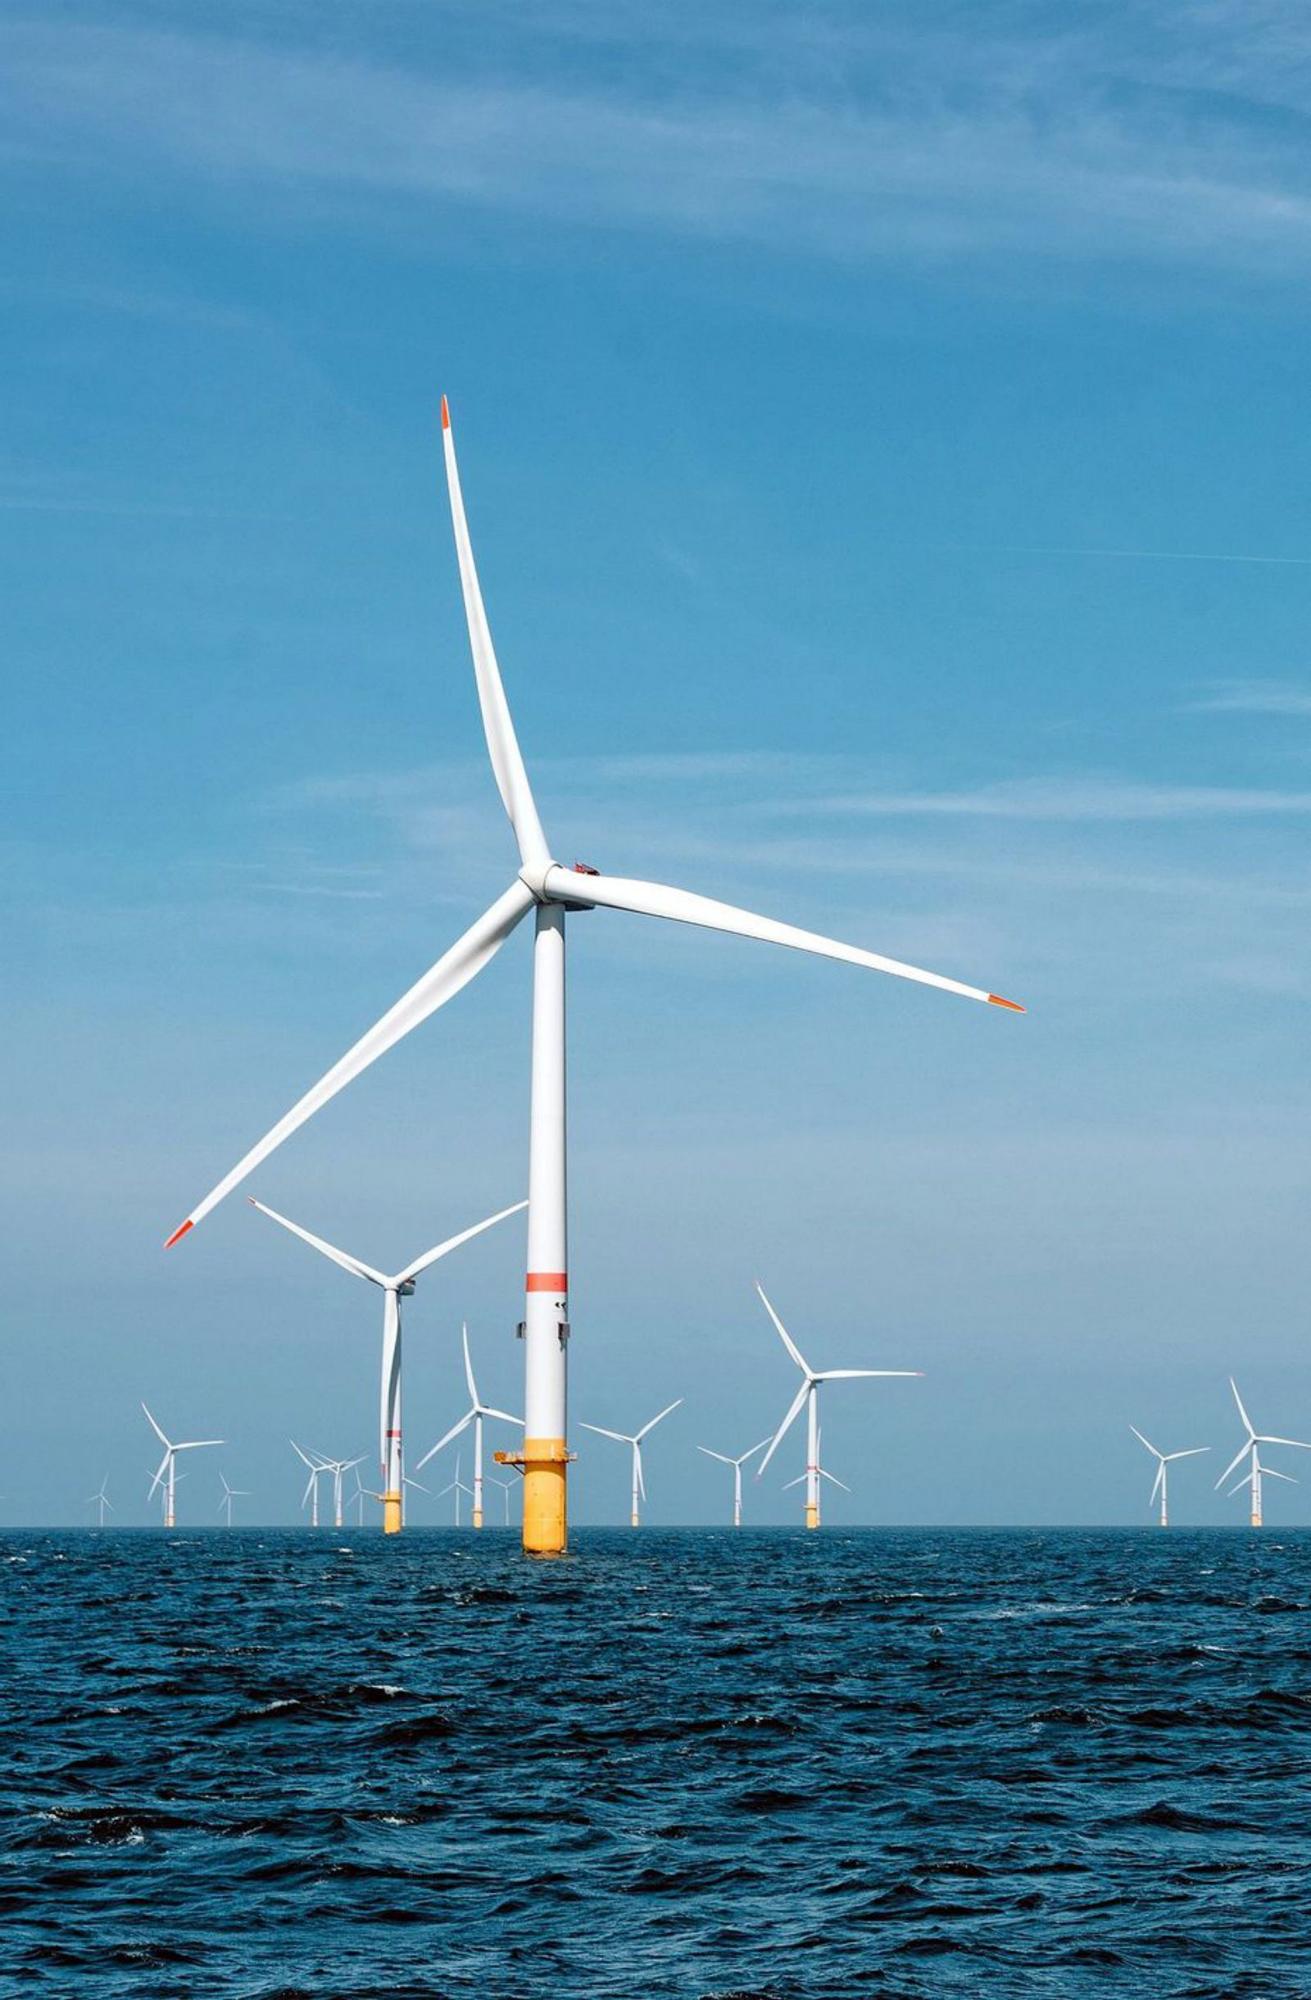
[143,1405,223,1528]
[490,1475,517,1527]
[1128,1425,1207,1527]
[86,1477,113,1528]
[582,1402,682,1527]
[291,1441,328,1528]
[439,1452,474,1527]
[248,1197,524,1533]
[697,1438,770,1527]
[414,1324,521,1528]
[755,1285,920,1529]
[163,400,1023,1557]
[1217,1380,1310,1526]
[217,1473,250,1527]
[783,1424,850,1513]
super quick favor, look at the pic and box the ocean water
[3,1527,1309,1999]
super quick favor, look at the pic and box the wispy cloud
[783,777,1311,821]
[1189,678,1311,716]
[10,8,1311,274]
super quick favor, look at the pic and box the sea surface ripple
[3,1528,1311,1998]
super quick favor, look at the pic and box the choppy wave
[3,1527,1310,1996]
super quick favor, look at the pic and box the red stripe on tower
[526,1272,568,1292]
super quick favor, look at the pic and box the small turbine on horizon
[1217,1380,1310,1527]
[249,1196,524,1534]
[581,1401,682,1527]
[85,1477,113,1529]
[143,1405,222,1529]
[414,1324,521,1529]
[217,1473,250,1528]
[755,1285,919,1529]
[438,1452,474,1527]
[697,1438,770,1528]
[1128,1425,1207,1527]
[291,1441,328,1528]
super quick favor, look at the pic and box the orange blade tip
[987,993,1025,1013]
[163,1218,194,1250]
[440,394,450,430]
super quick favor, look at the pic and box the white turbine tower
[697,1439,770,1527]
[249,1197,524,1534]
[491,1475,517,1527]
[143,1405,222,1528]
[164,398,1023,1555]
[217,1473,250,1527]
[1128,1425,1208,1528]
[414,1324,521,1529]
[292,1441,328,1527]
[582,1401,682,1527]
[439,1452,474,1527]
[318,1454,365,1531]
[86,1477,113,1528]
[782,1425,851,1513]
[1216,1380,1310,1527]
[755,1286,920,1529]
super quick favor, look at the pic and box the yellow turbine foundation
[498,1439,571,1555]
[472,1508,484,1530]
[383,1491,402,1535]
[805,1501,819,1530]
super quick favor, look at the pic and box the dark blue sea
[3,1528,1310,1998]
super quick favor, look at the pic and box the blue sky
[5,0,1311,1527]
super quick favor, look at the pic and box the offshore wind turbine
[292,1441,327,1527]
[86,1478,113,1528]
[1217,1380,1310,1527]
[319,1454,365,1531]
[164,398,1023,1556]
[755,1286,919,1529]
[1128,1425,1207,1527]
[582,1401,682,1527]
[143,1405,222,1528]
[249,1198,524,1534]
[784,1426,850,1510]
[491,1475,516,1527]
[697,1438,770,1527]
[414,1324,521,1528]
[217,1473,250,1527]
[439,1453,474,1527]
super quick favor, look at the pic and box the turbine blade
[413,1409,474,1472]
[739,1438,772,1464]
[697,1447,734,1465]
[543,867,1023,1012]
[579,1424,630,1444]
[755,1284,811,1377]
[394,1199,528,1286]
[147,1450,170,1498]
[782,1472,807,1490]
[1163,1447,1209,1461]
[480,1407,523,1427]
[1225,1475,1248,1500]
[440,398,550,871]
[247,1200,386,1286]
[1216,1442,1250,1489]
[636,1399,682,1441]
[634,1444,646,1503]
[1128,1424,1159,1458]
[141,1403,170,1449]
[1263,1465,1298,1484]
[164,880,535,1245]
[818,1467,851,1493]
[757,1380,810,1477]
[174,1439,223,1452]
[462,1323,478,1406]
[1230,1378,1255,1439]
[817,1369,921,1381]
[1255,1435,1311,1452]
[1149,1463,1163,1505]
